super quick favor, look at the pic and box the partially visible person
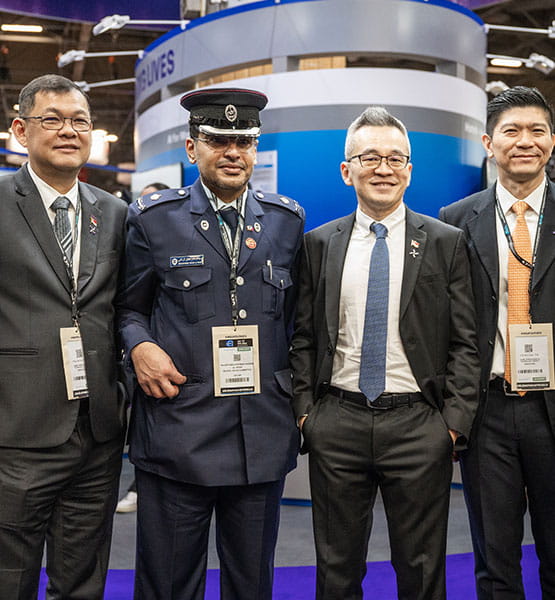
[117,88,305,599]
[440,86,555,599]
[0,74,127,599]
[290,106,479,600]
[116,181,170,515]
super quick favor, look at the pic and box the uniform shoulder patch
[252,190,304,218]
[136,187,190,212]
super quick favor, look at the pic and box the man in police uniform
[118,88,305,599]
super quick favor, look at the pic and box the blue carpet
[38,545,541,599]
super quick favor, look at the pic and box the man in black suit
[0,75,127,599]
[290,106,480,600]
[440,86,555,599]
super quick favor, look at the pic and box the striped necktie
[51,196,73,261]
[359,222,389,404]
[505,200,532,394]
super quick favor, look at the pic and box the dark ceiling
[0,0,553,192]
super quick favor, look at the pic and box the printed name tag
[60,327,89,400]
[170,255,204,267]
[508,323,554,391]
[211,325,260,396]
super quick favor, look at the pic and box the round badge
[225,104,238,123]
[238,309,247,319]
[177,189,186,196]
[245,237,257,249]
[201,220,210,230]
[253,222,261,233]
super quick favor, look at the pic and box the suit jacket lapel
[400,208,427,318]
[532,181,555,289]
[77,184,101,293]
[465,188,499,296]
[326,213,355,345]
[14,166,71,292]
[190,180,229,262]
[238,192,265,271]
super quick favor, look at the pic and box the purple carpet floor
[39,544,541,599]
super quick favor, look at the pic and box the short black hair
[18,74,90,117]
[486,86,554,136]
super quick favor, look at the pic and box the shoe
[116,491,137,513]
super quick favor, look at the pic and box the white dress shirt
[27,162,81,279]
[491,178,545,379]
[331,202,420,393]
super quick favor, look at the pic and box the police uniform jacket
[118,179,305,486]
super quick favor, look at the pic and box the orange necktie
[505,200,532,392]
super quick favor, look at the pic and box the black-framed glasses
[21,115,93,132]
[347,153,410,170]
[194,134,258,151]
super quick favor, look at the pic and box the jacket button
[183,280,191,288]
[236,276,244,286]
[239,309,247,319]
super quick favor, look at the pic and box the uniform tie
[359,222,389,404]
[51,196,73,262]
[220,206,238,240]
[505,200,532,393]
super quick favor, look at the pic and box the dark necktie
[220,205,239,239]
[51,196,73,261]
[359,222,389,403]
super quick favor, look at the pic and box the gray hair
[344,106,411,159]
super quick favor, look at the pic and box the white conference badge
[60,327,89,400]
[212,325,260,396]
[508,323,555,391]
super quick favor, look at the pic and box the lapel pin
[409,249,419,259]
[410,239,420,248]
[89,215,98,234]
[201,220,210,231]
[254,222,261,232]
[246,224,254,231]
[245,237,257,249]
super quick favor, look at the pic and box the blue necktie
[359,222,389,404]
[220,206,238,239]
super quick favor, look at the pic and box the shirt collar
[355,202,406,234]
[496,176,547,216]
[27,162,79,211]
[201,180,247,214]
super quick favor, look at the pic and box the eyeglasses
[21,115,93,132]
[194,134,258,151]
[347,153,410,170]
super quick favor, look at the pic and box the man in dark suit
[440,86,555,599]
[0,75,127,599]
[117,88,305,599]
[290,106,479,600]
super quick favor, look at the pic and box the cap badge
[225,104,238,123]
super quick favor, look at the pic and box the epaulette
[252,190,304,218]
[135,187,190,212]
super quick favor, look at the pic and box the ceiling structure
[0,0,552,191]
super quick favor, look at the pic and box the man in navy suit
[440,86,555,599]
[118,88,305,599]
[290,106,479,600]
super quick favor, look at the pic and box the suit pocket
[164,267,216,323]
[261,266,292,318]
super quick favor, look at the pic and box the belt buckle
[502,379,521,397]
[367,396,392,410]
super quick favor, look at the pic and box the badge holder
[508,323,554,391]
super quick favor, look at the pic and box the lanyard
[214,194,245,328]
[495,182,546,274]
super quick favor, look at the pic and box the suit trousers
[460,387,555,600]
[305,392,453,600]
[0,413,124,600]
[134,468,285,600]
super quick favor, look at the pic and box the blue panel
[137,129,484,232]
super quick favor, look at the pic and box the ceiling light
[75,78,136,93]
[489,57,522,68]
[58,49,143,68]
[0,131,10,140]
[485,81,509,96]
[106,134,119,143]
[93,14,188,36]
[525,52,555,75]
[1,24,43,33]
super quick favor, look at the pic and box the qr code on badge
[524,343,533,353]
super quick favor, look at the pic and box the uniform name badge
[60,327,89,400]
[508,323,555,391]
[212,325,260,396]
